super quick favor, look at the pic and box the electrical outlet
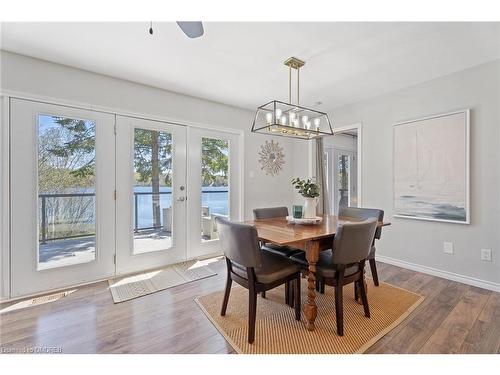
[443,242,454,254]
[481,249,492,262]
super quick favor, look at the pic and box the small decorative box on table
[286,216,323,225]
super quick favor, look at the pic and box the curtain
[315,138,330,215]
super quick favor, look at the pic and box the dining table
[243,214,391,332]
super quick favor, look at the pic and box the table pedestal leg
[304,240,320,331]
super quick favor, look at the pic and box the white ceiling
[1,22,500,111]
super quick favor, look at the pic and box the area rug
[195,278,424,354]
[109,258,219,303]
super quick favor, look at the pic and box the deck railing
[39,189,228,243]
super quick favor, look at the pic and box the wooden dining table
[243,214,391,332]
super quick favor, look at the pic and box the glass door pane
[133,128,173,254]
[201,137,229,242]
[332,149,358,214]
[37,115,97,270]
[115,116,187,275]
[336,153,350,211]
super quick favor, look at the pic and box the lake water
[134,186,228,229]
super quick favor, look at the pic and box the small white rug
[108,258,219,303]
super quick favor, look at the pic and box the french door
[186,127,241,259]
[9,99,241,298]
[115,116,187,275]
[10,99,116,297]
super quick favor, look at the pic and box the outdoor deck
[39,229,173,269]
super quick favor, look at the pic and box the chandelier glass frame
[252,57,333,140]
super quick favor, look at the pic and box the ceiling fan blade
[176,22,204,38]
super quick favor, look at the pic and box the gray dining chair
[253,207,304,259]
[310,207,384,295]
[338,207,385,286]
[253,206,304,304]
[216,217,301,344]
[290,219,378,336]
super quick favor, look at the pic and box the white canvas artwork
[393,110,470,224]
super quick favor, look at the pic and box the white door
[332,149,358,214]
[187,127,241,259]
[115,116,187,275]
[10,99,116,297]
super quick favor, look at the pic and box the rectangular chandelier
[252,100,333,140]
[252,57,333,140]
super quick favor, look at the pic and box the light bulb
[306,121,311,130]
[276,108,282,119]
[314,118,321,131]
[289,112,296,122]
[281,116,287,126]
[301,115,309,125]
[266,112,273,125]
[293,119,299,127]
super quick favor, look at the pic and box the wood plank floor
[1,260,499,354]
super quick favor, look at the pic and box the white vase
[303,197,318,218]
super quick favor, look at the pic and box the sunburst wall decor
[258,140,285,176]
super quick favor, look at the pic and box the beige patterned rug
[195,278,423,354]
[109,258,219,303]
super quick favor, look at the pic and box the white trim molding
[0,89,245,136]
[377,255,500,292]
[1,96,10,300]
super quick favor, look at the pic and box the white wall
[0,51,299,299]
[321,60,500,288]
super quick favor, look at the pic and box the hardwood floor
[0,260,499,354]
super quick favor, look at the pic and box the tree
[134,129,172,227]
[38,117,96,240]
[202,138,228,186]
[47,117,96,179]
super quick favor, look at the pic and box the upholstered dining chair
[216,217,302,344]
[290,219,377,336]
[253,207,304,304]
[338,207,385,286]
[253,207,304,258]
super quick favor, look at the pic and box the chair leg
[261,291,266,298]
[320,280,325,294]
[354,281,359,302]
[358,276,371,318]
[315,279,320,292]
[294,274,301,321]
[248,290,257,344]
[334,285,344,336]
[289,280,295,308]
[369,258,379,286]
[220,276,232,316]
[285,281,290,305]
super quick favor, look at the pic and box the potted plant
[291,177,320,218]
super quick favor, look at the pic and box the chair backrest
[332,219,378,265]
[338,206,384,239]
[216,217,262,268]
[253,206,289,220]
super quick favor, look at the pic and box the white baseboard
[376,255,500,293]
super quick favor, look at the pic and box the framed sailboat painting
[393,109,470,224]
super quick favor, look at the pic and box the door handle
[177,196,186,202]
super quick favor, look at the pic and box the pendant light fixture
[252,57,333,140]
